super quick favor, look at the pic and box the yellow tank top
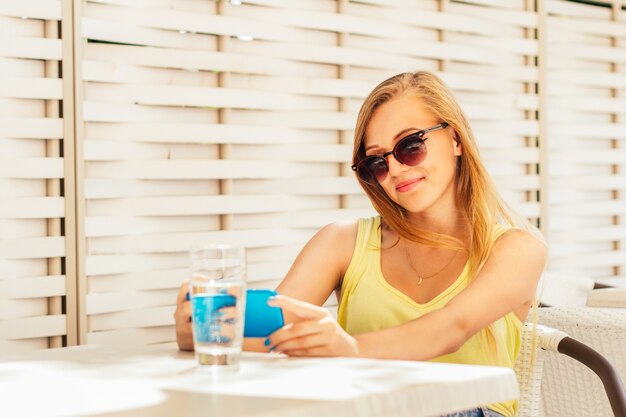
[337,216,522,417]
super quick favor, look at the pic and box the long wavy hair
[352,71,536,279]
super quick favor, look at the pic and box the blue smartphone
[244,289,284,338]
[186,289,284,338]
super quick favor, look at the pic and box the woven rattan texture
[538,307,626,417]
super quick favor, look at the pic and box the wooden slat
[84,239,312,276]
[550,175,626,190]
[0,1,62,21]
[0,315,66,340]
[85,195,336,216]
[83,62,373,99]
[84,208,373,238]
[85,83,335,111]
[81,16,218,51]
[89,305,175,331]
[0,237,65,259]
[231,209,377,230]
[551,200,626,217]
[550,251,626,269]
[85,121,338,145]
[448,1,537,27]
[83,179,222,199]
[89,268,189,293]
[0,197,64,218]
[83,43,338,77]
[85,216,220,237]
[0,37,62,60]
[232,178,361,195]
[0,158,64,179]
[551,225,626,242]
[548,123,626,138]
[87,228,316,254]
[547,97,626,115]
[548,43,626,64]
[85,160,336,180]
[546,0,611,19]
[84,141,352,162]
[83,2,333,45]
[0,276,66,299]
[548,15,626,38]
[0,118,64,139]
[0,78,63,100]
[546,71,626,89]
[86,290,176,315]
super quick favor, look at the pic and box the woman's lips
[396,178,422,193]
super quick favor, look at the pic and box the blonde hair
[352,71,536,278]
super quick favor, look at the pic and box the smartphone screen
[243,289,284,338]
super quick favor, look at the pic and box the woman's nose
[386,153,408,177]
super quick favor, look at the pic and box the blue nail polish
[186,292,190,301]
[267,295,276,302]
[269,346,275,352]
[264,338,271,346]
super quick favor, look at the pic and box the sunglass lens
[395,135,426,166]
[358,157,388,183]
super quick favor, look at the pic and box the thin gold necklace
[403,242,458,285]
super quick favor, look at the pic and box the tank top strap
[340,216,381,299]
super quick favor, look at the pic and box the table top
[0,343,519,417]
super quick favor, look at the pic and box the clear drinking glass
[189,244,246,370]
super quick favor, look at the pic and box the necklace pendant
[417,276,423,286]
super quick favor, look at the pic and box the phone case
[244,289,285,338]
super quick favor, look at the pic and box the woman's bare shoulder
[492,227,547,269]
[315,219,359,252]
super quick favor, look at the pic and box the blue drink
[189,244,247,369]
[190,281,245,368]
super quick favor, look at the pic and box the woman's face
[363,95,462,215]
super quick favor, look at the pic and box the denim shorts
[438,407,506,417]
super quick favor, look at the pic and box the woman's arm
[269,229,547,360]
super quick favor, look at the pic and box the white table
[0,343,519,417]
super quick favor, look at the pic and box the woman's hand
[174,280,194,351]
[266,295,360,358]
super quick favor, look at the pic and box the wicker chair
[515,309,626,417]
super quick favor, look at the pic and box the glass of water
[189,244,246,370]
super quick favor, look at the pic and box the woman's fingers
[269,318,332,349]
[272,330,330,353]
[174,280,194,351]
[176,280,189,305]
[176,323,194,351]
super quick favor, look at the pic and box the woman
[175,71,547,417]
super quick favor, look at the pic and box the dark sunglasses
[351,123,449,184]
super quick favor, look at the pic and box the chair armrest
[557,336,626,417]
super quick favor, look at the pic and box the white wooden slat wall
[0,0,72,352]
[76,0,540,345]
[545,0,626,284]
[2,0,624,349]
